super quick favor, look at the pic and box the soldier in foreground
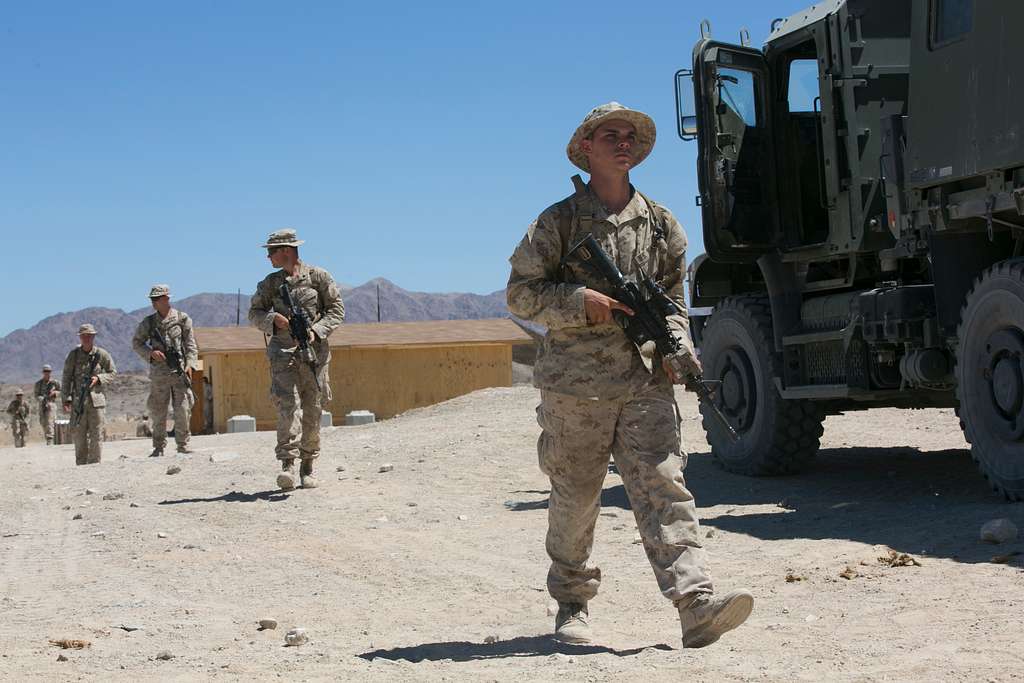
[61,323,117,465]
[34,365,61,445]
[507,102,753,648]
[132,284,199,457]
[6,389,30,447]
[248,229,344,490]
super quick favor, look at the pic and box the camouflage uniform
[132,303,198,453]
[507,129,711,607]
[6,395,30,447]
[33,370,61,445]
[61,338,117,465]
[248,247,345,464]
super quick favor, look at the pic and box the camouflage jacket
[61,346,117,409]
[507,180,694,399]
[33,378,61,410]
[132,308,199,376]
[248,262,345,360]
[6,399,29,422]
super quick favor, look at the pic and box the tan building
[192,318,533,433]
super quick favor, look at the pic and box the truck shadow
[358,635,672,663]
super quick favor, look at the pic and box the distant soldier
[132,284,198,457]
[61,323,117,465]
[136,414,153,438]
[6,389,30,448]
[248,228,344,490]
[33,364,61,445]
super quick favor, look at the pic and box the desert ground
[1,385,1022,682]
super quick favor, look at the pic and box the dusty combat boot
[299,460,319,489]
[149,447,164,458]
[277,459,297,491]
[176,445,194,454]
[677,590,754,649]
[553,602,591,644]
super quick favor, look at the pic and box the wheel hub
[715,348,756,432]
[982,329,1024,441]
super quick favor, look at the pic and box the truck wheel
[698,296,825,475]
[956,259,1024,501]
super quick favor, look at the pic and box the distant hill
[0,279,509,382]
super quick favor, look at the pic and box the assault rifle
[563,233,738,442]
[278,283,321,391]
[152,325,193,396]
[71,352,100,428]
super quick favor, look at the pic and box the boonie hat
[149,284,171,299]
[566,101,657,173]
[78,323,97,335]
[261,228,304,248]
[15,389,23,395]
[42,364,52,372]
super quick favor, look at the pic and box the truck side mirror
[675,69,698,141]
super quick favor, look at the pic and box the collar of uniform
[585,183,650,227]
[284,261,307,282]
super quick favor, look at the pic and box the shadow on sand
[358,635,672,663]
[158,489,290,505]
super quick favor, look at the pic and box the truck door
[693,41,779,262]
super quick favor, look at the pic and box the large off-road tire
[956,259,1024,501]
[698,296,825,475]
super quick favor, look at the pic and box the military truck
[674,0,1024,499]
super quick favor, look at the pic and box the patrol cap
[566,101,657,173]
[42,364,52,372]
[148,284,171,299]
[78,323,97,335]
[15,388,23,395]
[261,228,304,249]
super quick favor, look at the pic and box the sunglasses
[266,246,286,256]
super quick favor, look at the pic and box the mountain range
[0,278,509,383]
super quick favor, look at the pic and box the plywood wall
[202,343,513,433]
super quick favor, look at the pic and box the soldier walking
[6,389,30,447]
[507,102,753,648]
[248,229,344,490]
[132,284,198,457]
[61,323,117,465]
[34,364,61,445]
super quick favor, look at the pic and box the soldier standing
[507,102,753,648]
[248,229,344,491]
[131,285,198,457]
[6,389,30,447]
[33,365,61,445]
[61,323,117,465]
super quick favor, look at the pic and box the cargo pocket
[536,402,565,477]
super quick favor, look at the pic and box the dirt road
[0,386,1021,681]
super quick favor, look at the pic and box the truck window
[787,59,819,112]
[716,67,758,127]
[932,0,973,47]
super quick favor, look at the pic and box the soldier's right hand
[583,288,634,325]
[273,313,290,330]
[62,402,71,413]
[150,350,166,362]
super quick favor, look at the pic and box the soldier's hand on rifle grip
[273,313,290,330]
[63,401,71,413]
[583,288,634,325]
[89,376,99,388]
[150,349,166,363]
[663,351,703,386]
[307,329,316,344]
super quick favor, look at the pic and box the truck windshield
[716,67,757,127]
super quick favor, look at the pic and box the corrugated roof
[195,318,533,353]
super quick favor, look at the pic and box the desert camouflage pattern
[248,261,345,461]
[132,309,198,450]
[34,377,61,444]
[537,386,712,604]
[507,181,695,400]
[61,345,116,465]
[6,398,30,447]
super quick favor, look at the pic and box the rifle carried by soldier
[278,283,321,392]
[71,353,100,428]
[563,233,738,442]
[151,325,193,398]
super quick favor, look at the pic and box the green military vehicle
[675,0,1024,499]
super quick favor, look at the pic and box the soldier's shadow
[358,635,671,662]
[158,489,290,505]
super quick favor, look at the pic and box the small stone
[483,635,498,645]
[379,464,394,473]
[632,534,643,544]
[90,531,106,538]
[155,650,174,660]
[457,515,468,521]
[157,532,168,539]
[546,601,559,617]
[804,614,818,623]
[284,628,308,646]
[209,452,240,463]
[374,516,389,524]
[981,518,1019,544]
[72,513,83,520]
[102,492,124,501]
[406,502,418,507]
[129,502,140,508]
[258,618,278,631]
[335,464,346,472]
[57,653,68,662]
[85,488,97,495]
[705,528,716,538]
[166,464,181,475]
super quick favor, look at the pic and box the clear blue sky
[0,0,811,336]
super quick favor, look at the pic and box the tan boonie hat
[261,228,304,248]
[42,364,52,372]
[15,388,23,395]
[148,284,170,299]
[566,101,657,173]
[78,323,97,335]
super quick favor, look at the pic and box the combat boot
[176,445,194,454]
[149,447,164,458]
[553,602,591,644]
[277,459,297,491]
[677,590,754,649]
[299,459,319,489]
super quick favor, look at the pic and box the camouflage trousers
[11,420,28,448]
[73,405,104,465]
[269,352,329,461]
[537,384,713,605]
[38,405,55,444]
[149,371,192,450]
